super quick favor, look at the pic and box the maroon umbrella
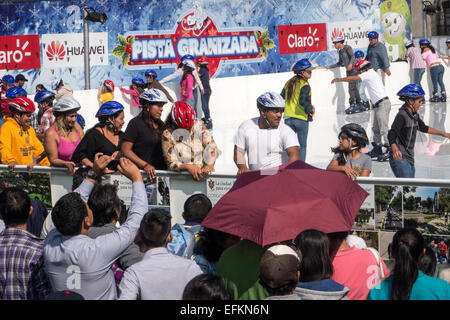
[202,160,368,247]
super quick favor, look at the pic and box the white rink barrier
[26,59,450,175]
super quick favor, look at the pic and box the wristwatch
[87,169,98,180]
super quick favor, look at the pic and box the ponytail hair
[285,75,301,103]
[391,228,425,300]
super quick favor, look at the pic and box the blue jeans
[430,64,445,94]
[182,96,195,109]
[413,68,425,86]
[201,88,211,119]
[389,158,415,178]
[284,117,308,162]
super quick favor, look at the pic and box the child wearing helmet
[440,37,450,60]
[0,97,50,170]
[121,89,169,179]
[162,101,219,181]
[419,39,446,102]
[196,56,213,130]
[180,60,197,107]
[281,59,316,162]
[233,92,299,174]
[144,69,175,103]
[44,97,84,174]
[388,84,450,178]
[98,80,115,104]
[72,101,125,168]
[120,78,146,107]
[404,40,426,87]
[332,59,392,162]
[353,50,370,110]
[326,123,371,179]
[34,90,56,141]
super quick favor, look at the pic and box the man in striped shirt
[0,187,51,299]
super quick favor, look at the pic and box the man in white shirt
[44,155,147,300]
[331,60,391,162]
[233,92,300,174]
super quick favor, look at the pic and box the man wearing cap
[366,31,391,84]
[404,39,426,86]
[325,37,361,110]
[259,245,301,300]
[15,74,28,90]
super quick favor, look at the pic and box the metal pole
[422,1,427,38]
[83,7,90,90]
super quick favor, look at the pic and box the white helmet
[51,79,63,90]
[182,59,196,70]
[53,97,81,113]
[256,92,285,109]
[139,88,168,105]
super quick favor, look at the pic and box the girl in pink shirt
[420,39,446,102]
[180,60,196,107]
[120,78,145,107]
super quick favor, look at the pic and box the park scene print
[375,186,403,231]
[403,187,450,236]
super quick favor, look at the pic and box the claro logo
[46,40,66,61]
[0,35,41,70]
[278,23,327,55]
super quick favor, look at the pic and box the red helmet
[354,59,371,71]
[195,56,208,64]
[103,80,115,92]
[8,97,36,113]
[171,101,196,129]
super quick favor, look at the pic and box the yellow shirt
[0,116,50,166]
[100,92,114,104]
[283,78,310,121]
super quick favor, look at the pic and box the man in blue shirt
[366,31,391,85]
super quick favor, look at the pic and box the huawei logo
[46,40,66,61]
[332,28,344,40]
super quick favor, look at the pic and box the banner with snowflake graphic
[0,0,411,91]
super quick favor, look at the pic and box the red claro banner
[278,23,328,55]
[0,35,41,70]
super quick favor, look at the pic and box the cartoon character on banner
[380,0,412,61]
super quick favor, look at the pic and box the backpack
[167,223,203,259]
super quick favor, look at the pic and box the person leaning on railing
[162,101,219,181]
[121,89,170,180]
[43,97,84,175]
[0,97,50,171]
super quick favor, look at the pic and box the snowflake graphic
[44,18,52,32]
[1,17,14,32]
[111,13,120,21]
[14,3,24,15]
[97,0,108,9]
[28,4,40,19]
[52,2,64,16]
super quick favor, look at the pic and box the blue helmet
[76,114,85,127]
[181,54,194,62]
[2,75,15,85]
[144,69,157,78]
[132,77,146,85]
[419,38,430,45]
[6,86,27,98]
[292,59,313,74]
[96,101,124,118]
[397,84,425,101]
[257,92,285,109]
[354,50,364,58]
[139,88,168,105]
[34,90,55,103]
[368,31,379,39]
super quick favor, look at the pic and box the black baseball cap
[15,74,28,82]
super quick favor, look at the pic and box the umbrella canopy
[202,160,368,246]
